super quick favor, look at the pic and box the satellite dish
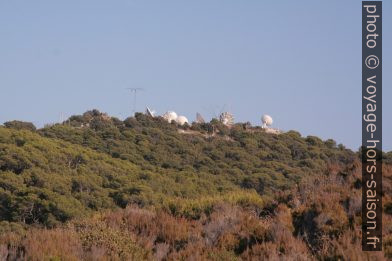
[196,113,205,123]
[176,115,189,126]
[145,107,155,117]
[219,112,234,126]
[261,114,273,128]
[162,111,178,123]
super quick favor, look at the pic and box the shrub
[4,121,36,132]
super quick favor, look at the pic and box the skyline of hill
[0,109,390,260]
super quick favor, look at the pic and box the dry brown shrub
[22,228,83,261]
[320,229,386,261]
[155,210,192,246]
[204,203,242,247]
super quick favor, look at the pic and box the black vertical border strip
[362,1,382,251]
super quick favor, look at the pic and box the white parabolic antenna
[219,112,234,126]
[145,107,155,117]
[262,114,273,128]
[176,115,189,126]
[163,111,178,123]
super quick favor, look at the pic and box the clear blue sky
[0,0,390,151]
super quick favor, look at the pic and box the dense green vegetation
[0,125,241,226]
[0,110,391,260]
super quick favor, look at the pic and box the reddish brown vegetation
[0,161,391,260]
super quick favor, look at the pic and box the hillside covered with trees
[0,110,391,260]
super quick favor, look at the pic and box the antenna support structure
[127,88,144,116]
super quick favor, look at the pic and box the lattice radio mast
[126,88,144,115]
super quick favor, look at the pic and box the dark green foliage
[0,110,391,260]
[0,110,358,227]
[4,121,36,132]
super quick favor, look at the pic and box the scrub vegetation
[0,110,391,260]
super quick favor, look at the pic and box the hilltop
[0,110,391,260]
